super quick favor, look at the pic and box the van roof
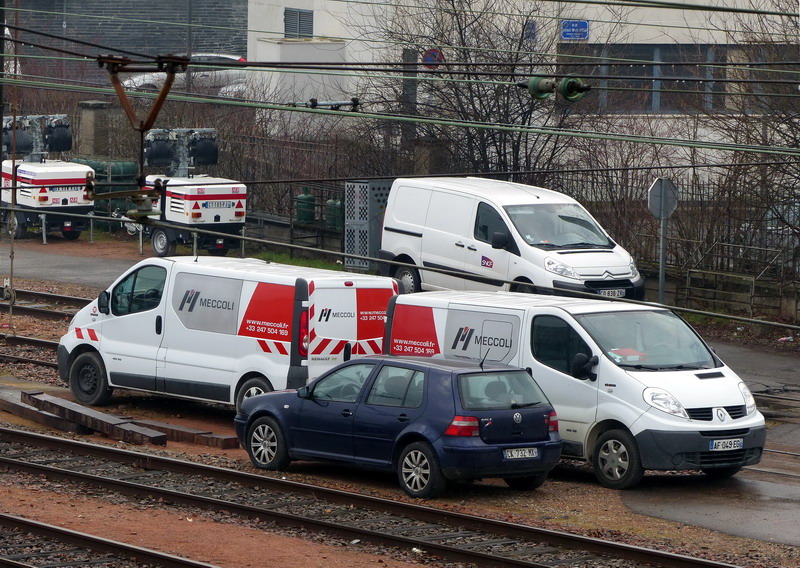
[398,290,666,316]
[145,256,396,285]
[392,176,576,206]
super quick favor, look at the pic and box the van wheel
[151,229,176,257]
[511,281,536,293]
[593,429,644,489]
[246,416,290,470]
[235,377,272,412]
[504,473,548,490]
[69,352,113,406]
[702,466,741,480]
[398,441,446,499]
[394,265,421,293]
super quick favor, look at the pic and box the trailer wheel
[4,211,27,240]
[69,352,113,406]
[151,228,176,257]
[61,230,81,241]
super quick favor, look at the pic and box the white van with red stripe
[143,174,247,257]
[57,256,398,410]
[1,159,93,240]
[384,291,766,489]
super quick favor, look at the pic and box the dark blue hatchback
[234,356,562,498]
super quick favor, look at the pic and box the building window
[284,8,313,39]
[558,43,728,114]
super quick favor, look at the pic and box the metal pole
[658,189,667,304]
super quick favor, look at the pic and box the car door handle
[341,409,353,417]
[397,414,410,422]
[467,245,477,251]
[455,241,465,248]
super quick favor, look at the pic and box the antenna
[479,349,489,370]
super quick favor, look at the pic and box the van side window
[366,366,425,408]
[531,315,591,374]
[111,265,167,316]
[474,202,509,243]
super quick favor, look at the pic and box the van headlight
[739,382,757,415]
[544,257,579,280]
[643,387,689,419]
[629,260,639,279]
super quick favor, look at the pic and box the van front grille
[686,405,747,421]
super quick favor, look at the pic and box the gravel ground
[0,270,798,567]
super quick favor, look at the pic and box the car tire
[207,247,229,257]
[69,352,113,406]
[61,230,81,241]
[4,211,27,240]
[394,265,421,293]
[397,441,446,499]
[701,466,742,480]
[235,376,272,413]
[246,416,290,470]
[593,429,644,489]
[151,229,176,257]
[504,472,548,490]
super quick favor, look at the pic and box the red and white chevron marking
[257,339,289,355]
[74,327,99,341]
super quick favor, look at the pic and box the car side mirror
[98,291,110,315]
[571,353,598,381]
[491,231,508,250]
[297,386,310,399]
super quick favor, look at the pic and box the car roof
[357,354,525,373]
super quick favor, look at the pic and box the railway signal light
[517,76,590,102]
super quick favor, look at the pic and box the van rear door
[307,279,396,379]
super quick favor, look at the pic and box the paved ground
[2,237,799,548]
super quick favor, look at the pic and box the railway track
[0,427,738,568]
[0,289,89,322]
[0,512,218,568]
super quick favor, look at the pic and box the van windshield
[505,203,614,249]
[574,309,719,371]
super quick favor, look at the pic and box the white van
[57,257,398,410]
[384,291,766,488]
[378,177,644,299]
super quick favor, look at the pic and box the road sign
[560,20,589,41]
[422,48,445,70]
[647,177,678,219]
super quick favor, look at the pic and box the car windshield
[505,202,614,249]
[574,309,718,370]
[459,370,548,410]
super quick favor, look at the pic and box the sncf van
[58,257,398,410]
[384,291,766,489]
[378,177,644,299]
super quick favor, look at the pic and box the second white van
[384,290,766,488]
[378,177,644,299]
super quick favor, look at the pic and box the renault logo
[716,408,726,422]
[513,412,522,424]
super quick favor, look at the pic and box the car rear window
[458,371,548,410]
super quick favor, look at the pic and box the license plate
[709,438,743,451]
[598,289,625,297]
[504,447,539,459]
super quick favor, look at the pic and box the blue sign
[560,20,589,41]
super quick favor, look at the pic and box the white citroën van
[384,291,766,489]
[378,177,644,299]
[58,257,398,410]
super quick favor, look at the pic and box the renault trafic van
[378,177,644,299]
[384,290,766,488]
[58,257,398,410]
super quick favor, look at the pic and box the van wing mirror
[571,353,598,381]
[491,231,508,250]
[98,291,110,315]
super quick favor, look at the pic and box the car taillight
[444,416,480,437]
[547,410,558,432]
[298,310,309,357]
